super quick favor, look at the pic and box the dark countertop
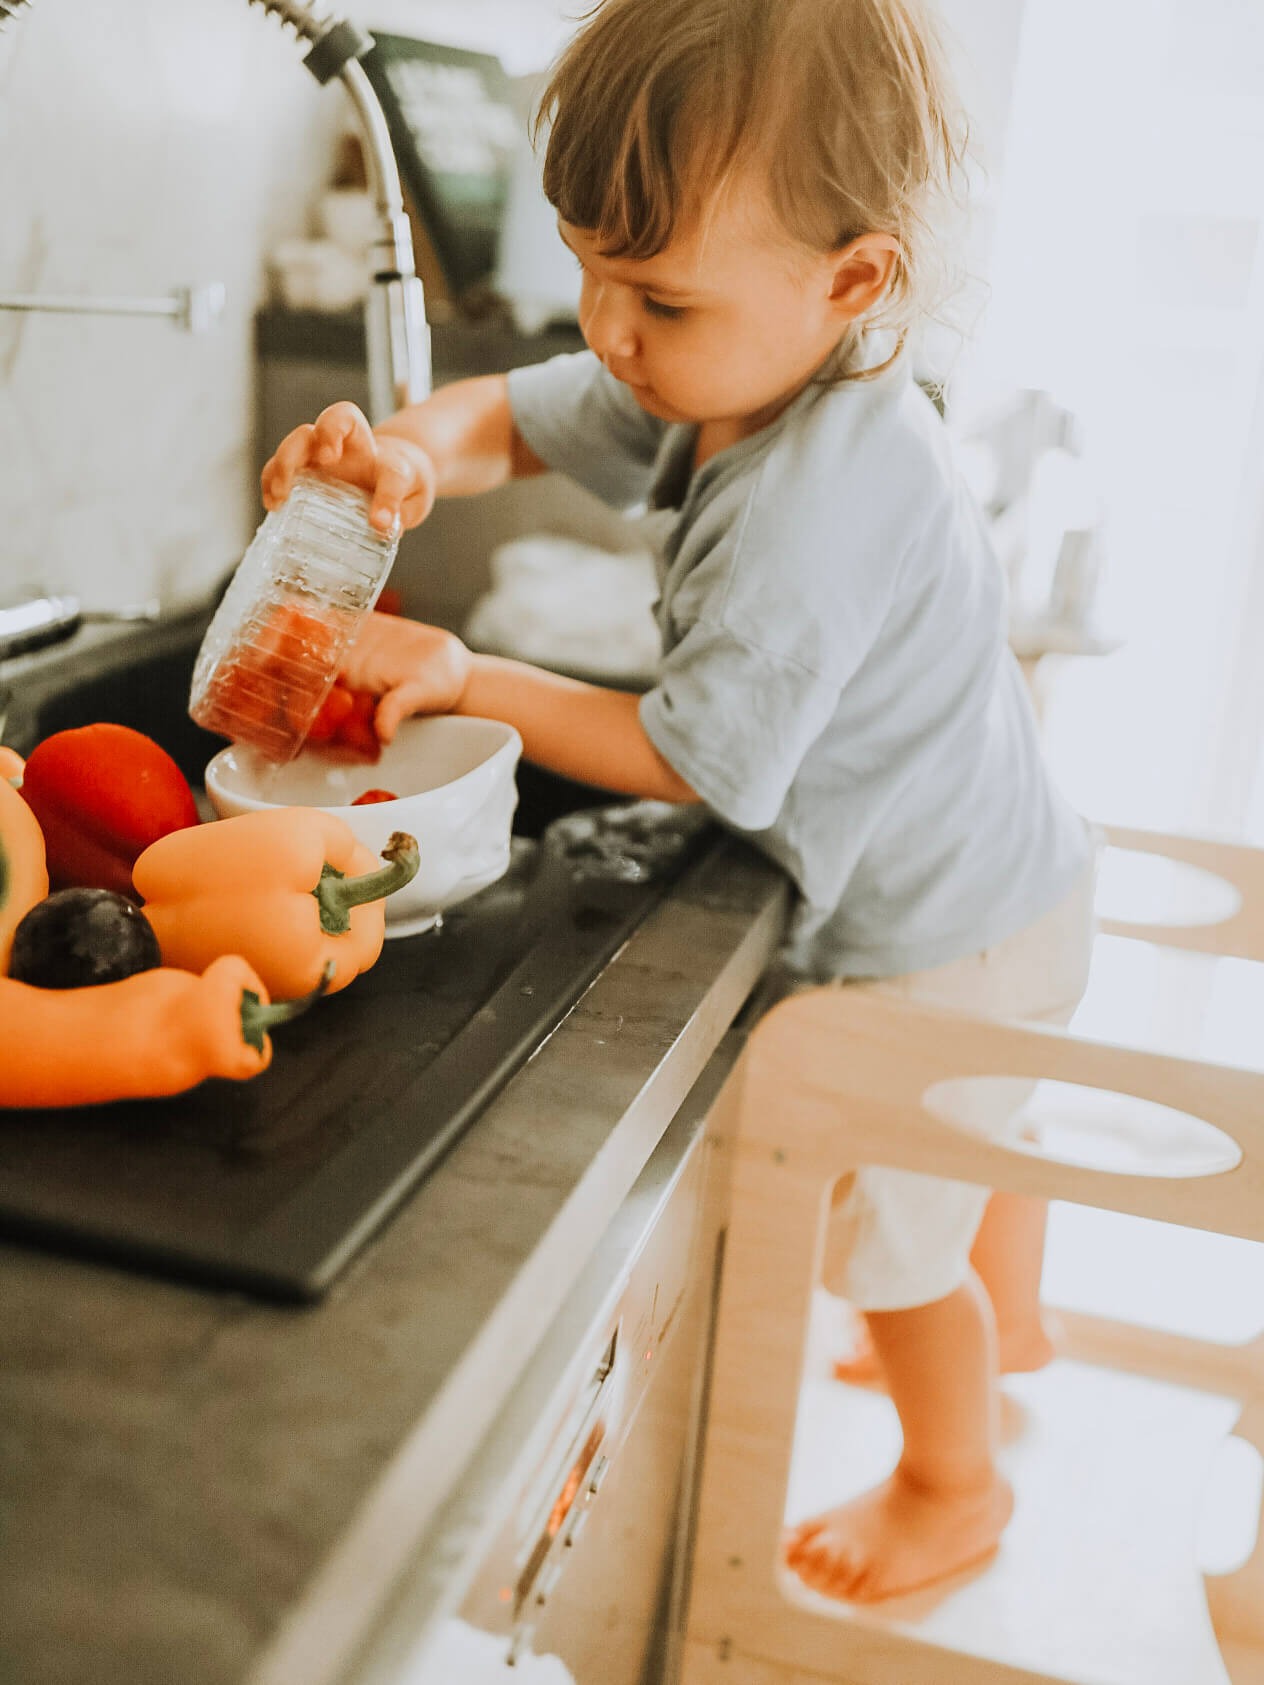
[0,618,790,1685]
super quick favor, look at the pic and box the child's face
[560,179,895,434]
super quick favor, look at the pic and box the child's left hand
[338,611,473,743]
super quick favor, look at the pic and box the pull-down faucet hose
[246,0,432,417]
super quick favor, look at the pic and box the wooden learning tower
[681,824,1264,1685]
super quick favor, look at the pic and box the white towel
[465,535,660,681]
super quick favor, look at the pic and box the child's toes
[793,1533,863,1600]
[783,1518,825,1560]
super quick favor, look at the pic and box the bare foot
[833,1310,1059,1386]
[784,1466,1014,1603]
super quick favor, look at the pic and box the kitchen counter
[0,756,788,1685]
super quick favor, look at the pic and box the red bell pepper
[20,723,201,900]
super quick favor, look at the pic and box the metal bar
[0,293,183,318]
[0,283,225,333]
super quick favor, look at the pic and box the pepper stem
[239,961,335,1054]
[312,831,421,934]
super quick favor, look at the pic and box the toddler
[261,0,1095,1603]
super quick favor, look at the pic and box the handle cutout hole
[1199,1434,1263,1579]
[924,1076,1241,1178]
[1097,846,1241,930]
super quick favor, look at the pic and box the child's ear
[828,233,901,319]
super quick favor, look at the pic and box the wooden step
[781,1354,1250,1684]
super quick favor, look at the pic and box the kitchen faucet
[0,0,432,421]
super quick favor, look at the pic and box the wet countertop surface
[0,624,789,1685]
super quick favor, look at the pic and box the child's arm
[260,375,548,536]
[340,613,700,805]
[459,654,700,803]
[264,379,695,801]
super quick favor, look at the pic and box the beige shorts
[823,851,1099,1312]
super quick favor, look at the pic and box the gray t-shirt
[507,350,1089,978]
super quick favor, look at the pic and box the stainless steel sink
[5,618,608,838]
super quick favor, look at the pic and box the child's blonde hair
[534,0,969,379]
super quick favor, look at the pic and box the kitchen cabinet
[322,1042,741,1685]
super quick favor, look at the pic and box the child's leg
[788,861,1097,1597]
[794,1163,1011,1601]
[968,1190,1056,1371]
[786,1269,1013,1601]
[834,1189,1055,1382]
[831,858,1098,1388]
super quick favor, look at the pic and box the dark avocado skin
[9,888,162,988]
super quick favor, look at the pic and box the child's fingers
[373,681,445,745]
[398,455,440,530]
[311,401,374,471]
[373,662,467,741]
[260,423,317,509]
[783,1519,826,1562]
[367,459,409,535]
[369,447,434,535]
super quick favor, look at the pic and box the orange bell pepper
[132,807,419,996]
[0,751,50,975]
[0,954,328,1109]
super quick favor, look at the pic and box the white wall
[967,0,1264,837]
[0,0,566,618]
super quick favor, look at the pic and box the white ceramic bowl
[205,716,523,937]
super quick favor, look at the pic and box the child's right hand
[261,401,439,536]
[339,611,473,744]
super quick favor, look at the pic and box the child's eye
[643,296,686,320]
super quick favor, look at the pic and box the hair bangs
[536,0,751,259]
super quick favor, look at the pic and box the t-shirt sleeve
[639,619,841,833]
[507,351,666,510]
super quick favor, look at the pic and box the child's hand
[261,402,439,536]
[339,611,473,744]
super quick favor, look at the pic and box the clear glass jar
[189,472,400,763]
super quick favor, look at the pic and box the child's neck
[692,379,811,470]
[693,418,744,470]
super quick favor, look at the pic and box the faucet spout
[246,0,432,419]
[335,55,432,420]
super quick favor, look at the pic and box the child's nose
[582,281,639,363]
